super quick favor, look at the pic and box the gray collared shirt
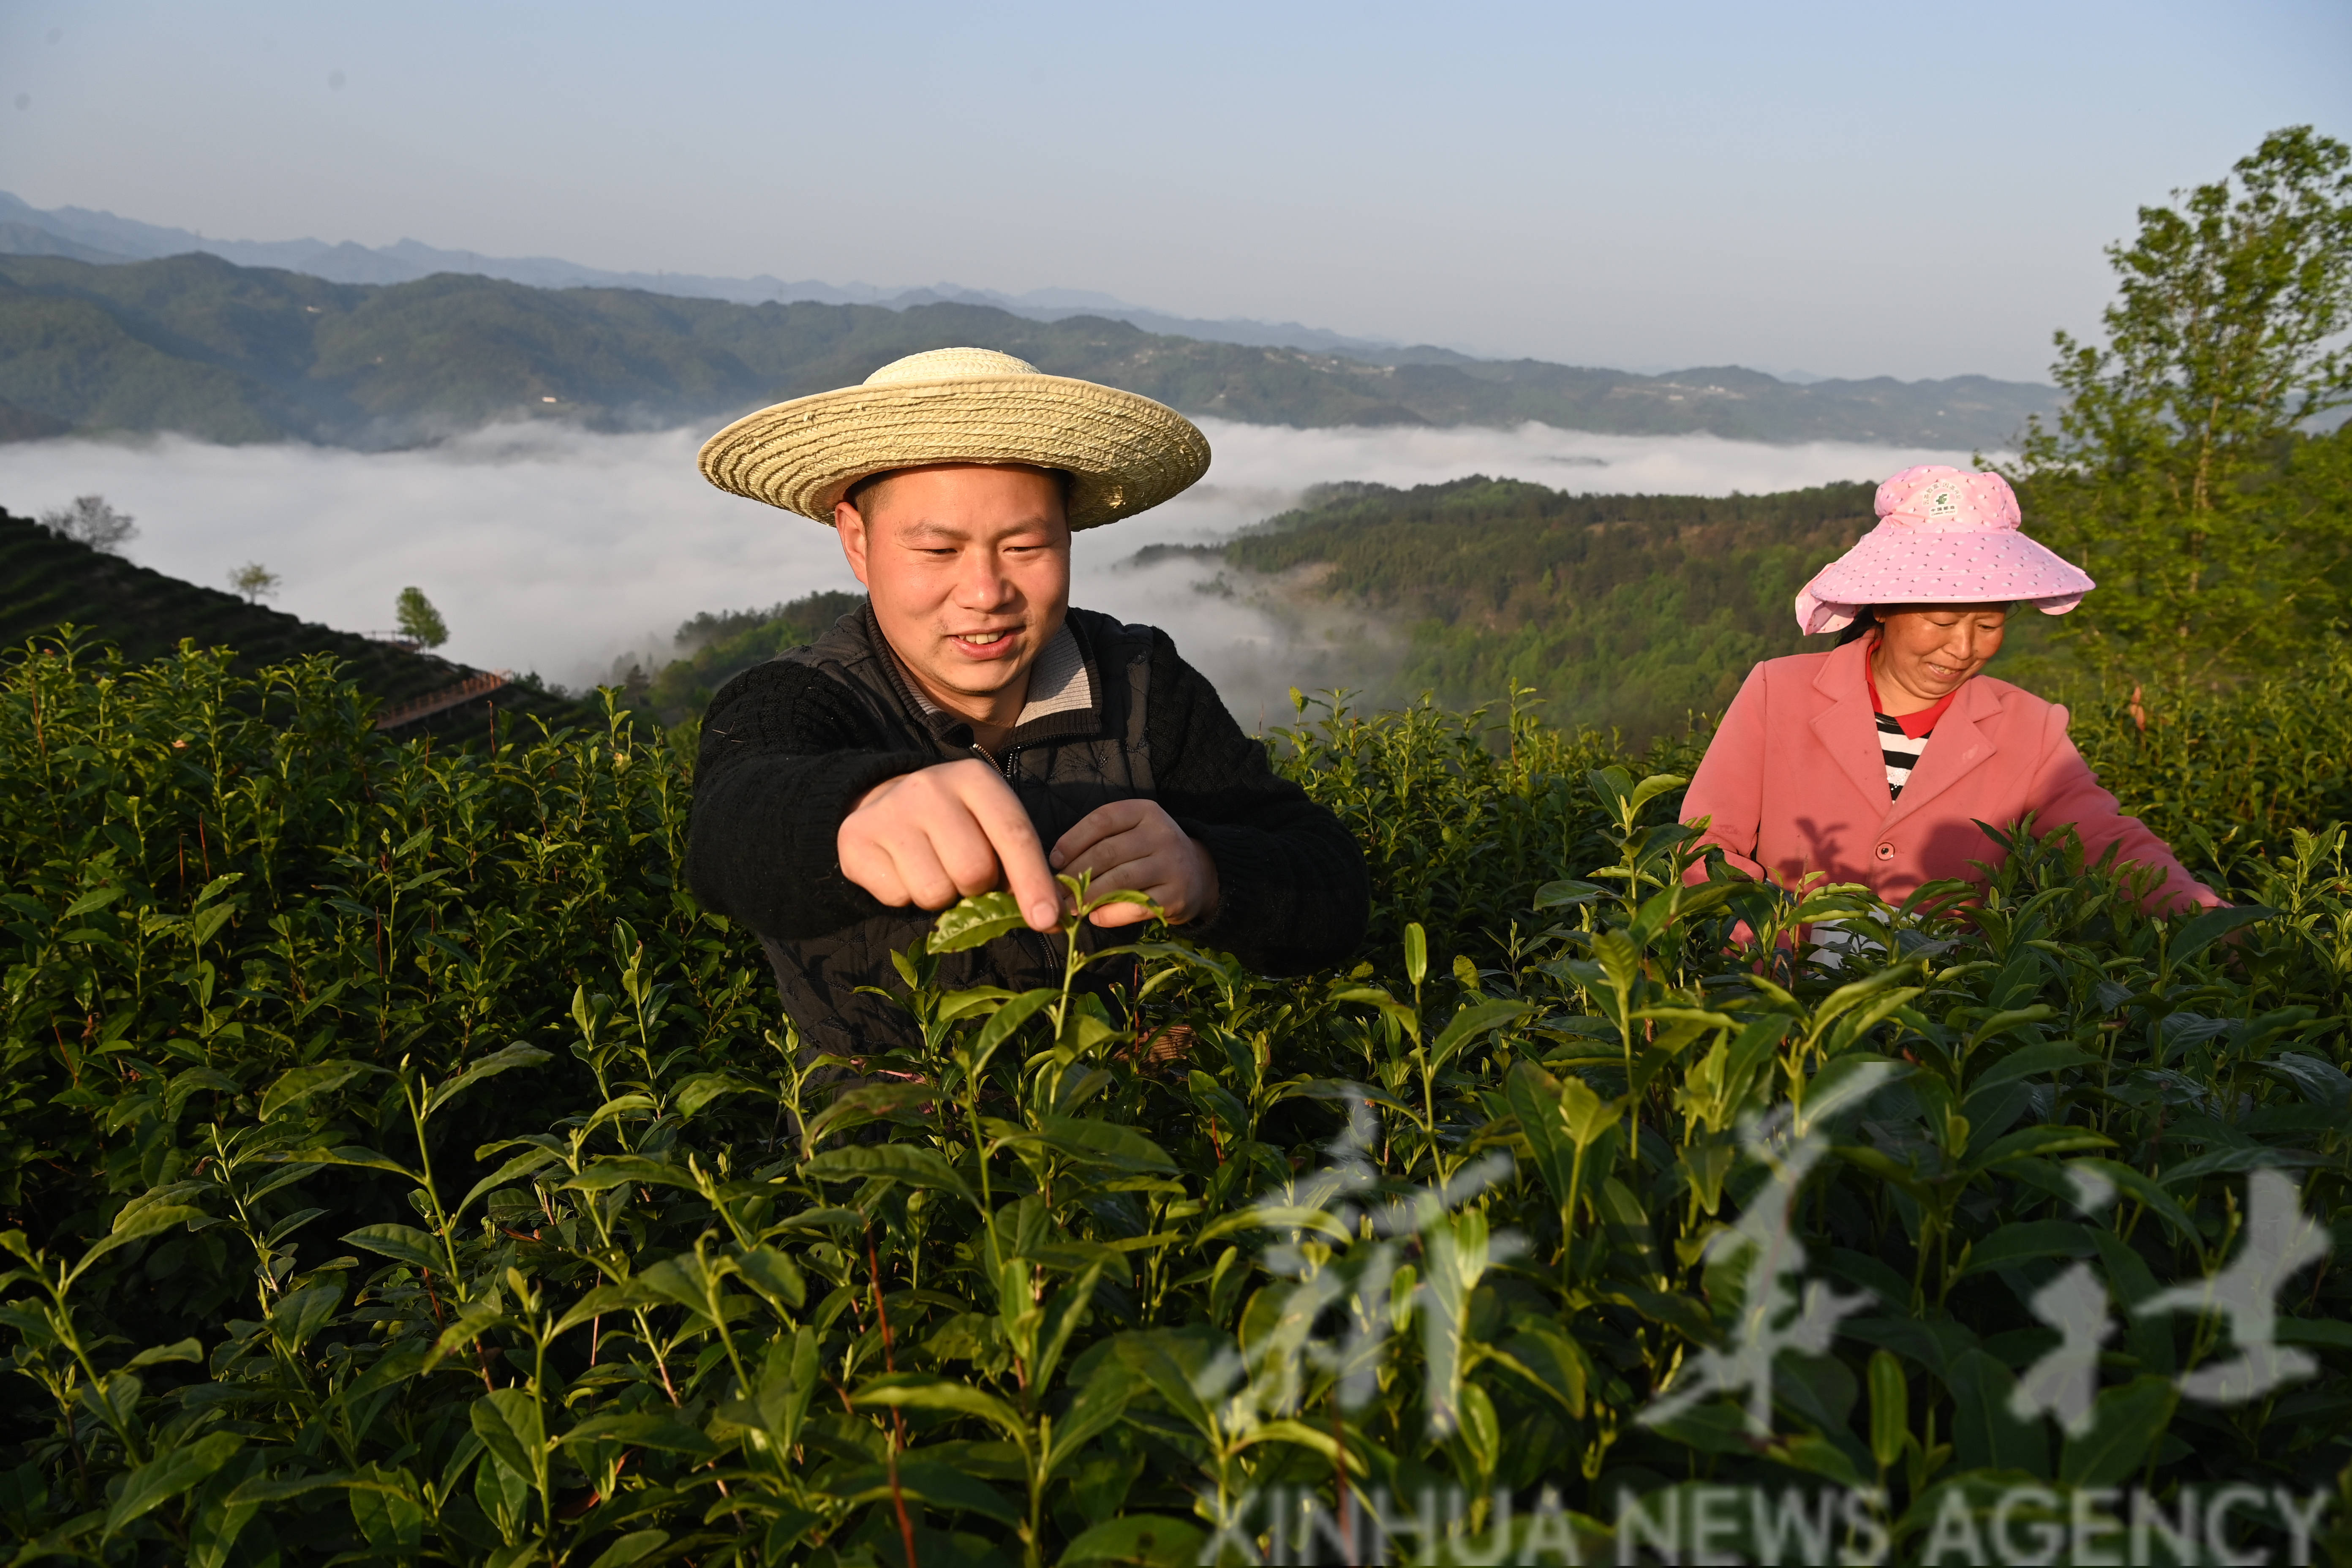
[893,621,1095,730]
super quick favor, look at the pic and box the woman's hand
[1051,800,1220,927]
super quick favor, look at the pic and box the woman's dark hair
[1833,602,2018,645]
[1835,609,1880,646]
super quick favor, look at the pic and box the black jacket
[686,603,1368,1056]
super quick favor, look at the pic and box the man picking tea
[685,348,1369,1056]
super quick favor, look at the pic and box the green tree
[2011,125,2352,685]
[395,585,449,648]
[36,495,137,555]
[226,561,280,604]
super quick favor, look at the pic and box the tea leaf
[343,1225,444,1273]
[65,1203,206,1290]
[2169,903,2273,964]
[2058,1376,2178,1488]
[1038,1116,1176,1173]
[928,891,1030,954]
[1063,1514,1209,1568]
[1867,1350,1907,1470]
[61,885,125,919]
[104,1431,242,1539]
[470,1388,544,1482]
[584,1530,672,1568]
[423,1043,551,1117]
[559,1414,718,1457]
[259,1059,376,1122]
[803,1081,937,1147]
[1533,879,1604,911]
[803,1143,974,1201]
[673,1071,755,1119]
[853,1372,1026,1441]
[1429,998,1535,1070]
[1957,1220,2099,1278]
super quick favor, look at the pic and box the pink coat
[1682,637,2219,913]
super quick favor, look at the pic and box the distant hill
[0,509,593,736]
[1211,477,1893,741]
[0,189,1481,360]
[0,401,69,441]
[0,251,2055,449]
[642,480,1930,743]
[641,591,868,724]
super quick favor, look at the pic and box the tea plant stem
[1331,1398,1354,1558]
[1562,1144,1590,1285]
[399,1071,466,1290]
[868,1230,922,1568]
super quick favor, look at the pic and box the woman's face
[1873,603,2009,706]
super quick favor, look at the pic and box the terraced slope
[0,509,593,735]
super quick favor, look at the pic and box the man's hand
[838,760,1062,931]
[1051,799,1220,928]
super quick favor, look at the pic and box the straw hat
[1794,466,2096,634]
[697,347,1211,530]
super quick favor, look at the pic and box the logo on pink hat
[1873,465,2023,535]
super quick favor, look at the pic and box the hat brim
[1795,524,2095,634]
[698,373,1211,531]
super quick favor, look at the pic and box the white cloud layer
[0,419,1979,712]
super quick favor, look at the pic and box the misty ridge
[0,198,2039,734]
[0,415,1985,737]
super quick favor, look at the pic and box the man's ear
[834,501,872,586]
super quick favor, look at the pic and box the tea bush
[2,635,2349,1565]
[2058,645,2352,880]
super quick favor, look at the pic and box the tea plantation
[0,510,591,739]
[1,633,2349,1565]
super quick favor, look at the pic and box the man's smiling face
[834,463,1072,733]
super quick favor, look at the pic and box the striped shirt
[1877,713,1930,799]
[1862,650,1959,802]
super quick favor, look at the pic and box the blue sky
[3,0,2344,381]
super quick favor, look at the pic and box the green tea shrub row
[2,636,2349,1565]
[2061,644,2352,880]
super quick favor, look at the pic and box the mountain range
[0,191,1430,362]
[0,193,2060,450]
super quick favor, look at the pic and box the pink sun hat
[1793,465,2096,635]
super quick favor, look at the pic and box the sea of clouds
[0,419,1980,716]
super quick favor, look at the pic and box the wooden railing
[374,669,513,730]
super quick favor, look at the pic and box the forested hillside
[1214,477,1881,738]
[640,478,2031,741]
[0,508,590,734]
[0,251,2053,448]
[642,589,866,722]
